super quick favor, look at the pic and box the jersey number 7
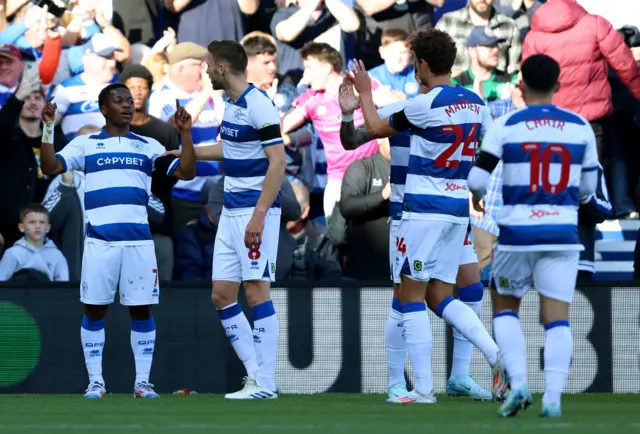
[435,124,480,168]
[522,142,571,194]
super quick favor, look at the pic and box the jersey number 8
[522,142,571,194]
[435,124,480,168]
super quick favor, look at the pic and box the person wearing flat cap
[452,26,517,102]
[148,42,225,238]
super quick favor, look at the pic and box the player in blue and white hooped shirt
[168,40,286,400]
[339,79,493,402]
[347,29,507,404]
[468,55,599,418]
[39,83,197,400]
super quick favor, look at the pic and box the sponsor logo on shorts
[250,260,260,270]
[152,288,159,297]
[270,263,275,274]
[413,260,422,272]
[82,281,88,296]
[499,277,509,288]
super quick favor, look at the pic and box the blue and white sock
[80,315,105,385]
[493,311,527,390]
[543,320,572,407]
[403,301,433,395]
[386,298,406,388]
[218,302,259,379]
[131,318,156,384]
[438,296,499,367]
[451,283,484,377]
[251,300,279,392]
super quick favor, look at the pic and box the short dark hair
[409,29,457,76]
[241,33,277,57]
[20,203,49,222]
[98,83,131,109]
[119,64,154,92]
[207,40,248,74]
[521,54,560,94]
[300,42,343,73]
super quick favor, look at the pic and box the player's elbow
[41,160,60,177]
[176,164,197,181]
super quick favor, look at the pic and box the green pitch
[0,394,638,434]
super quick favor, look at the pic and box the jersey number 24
[435,124,479,168]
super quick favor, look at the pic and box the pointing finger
[47,96,54,104]
[176,99,181,110]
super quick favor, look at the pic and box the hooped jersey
[480,105,599,251]
[377,101,409,221]
[219,84,283,214]
[389,84,492,224]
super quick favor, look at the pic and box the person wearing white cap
[49,33,122,140]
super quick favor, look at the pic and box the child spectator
[368,28,420,99]
[0,203,68,281]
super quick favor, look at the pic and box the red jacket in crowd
[522,0,640,121]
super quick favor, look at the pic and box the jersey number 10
[435,124,480,168]
[522,142,571,194]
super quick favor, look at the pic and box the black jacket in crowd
[0,95,67,248]
[339,151,390,281]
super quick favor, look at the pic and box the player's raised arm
[170,99,197,180]
[347,60,398,139]
[40,98,70,176]
[338,77,374,150]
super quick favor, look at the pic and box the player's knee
[456,263,481,288]
[128,305,152,320]
[84,304,108,321]
[540,295,570,324]
[490,289,521,315]
[244,280,270,307]
[211,290,235,309]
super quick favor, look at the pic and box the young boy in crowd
[0,203,69,281]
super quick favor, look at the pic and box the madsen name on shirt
[444,99,481,117]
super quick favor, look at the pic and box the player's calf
[245,280,279,394]
[540,296,572,413]
[129,305,159,398]
[81,305,108,398]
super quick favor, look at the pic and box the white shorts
[393,219,467,284]
[80,240,159,306]
[212,209,280,283]
[390,221,477,284]
[491,249,580,303]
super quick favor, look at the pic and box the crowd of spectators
[0,0,638,283]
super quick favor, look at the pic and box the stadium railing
[0,281,636,394]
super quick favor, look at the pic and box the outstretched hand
[42,97,57,123]
[339,76,360,115]
[346,59,372,95]
[174,99,193,132]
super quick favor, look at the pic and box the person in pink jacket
[522,0,640,217]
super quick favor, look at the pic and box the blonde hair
[144,52,169,90]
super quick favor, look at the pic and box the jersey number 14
[522,142,571,194]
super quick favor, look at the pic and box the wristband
[341,113,354,123]
[42,121,54,144]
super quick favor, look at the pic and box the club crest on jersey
[130,141,144,151]
[233,108,247,123]
[81,100,100,113]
